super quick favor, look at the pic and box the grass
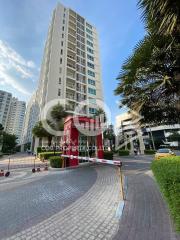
[151,156,180,232]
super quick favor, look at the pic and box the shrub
[49,156,63,168]
[118,150,129,156]
[144,149,156,154]
[151,156,180,232]
[37,147,42,154]
[39,152,62,160]
[104,151,113,160]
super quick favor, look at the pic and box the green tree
[50,103,68,131]
[32,121,53,146]
[104,125,115,150]
[115,0,180,124]
[167,131,180,147]
[94,108,107,123]
[138,0,180,36]
[2,132,17,153]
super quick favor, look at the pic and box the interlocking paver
[2,165,120,240]
[113,155,180,240]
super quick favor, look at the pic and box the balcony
[67,53,75,61]
[67,69,75,79]
[66,93,75,100]
[68,34,76,44]
[69,15,76,24]
[67,61,76,70]
[66,79,75,89]
[66,89,75,101]
[68,28,76,37]
[69,9,76,18]
[67,42,76,52]
[69,21,76,30]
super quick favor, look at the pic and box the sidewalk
[113,156,180,240]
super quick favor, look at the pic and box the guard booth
[63,116,104,167]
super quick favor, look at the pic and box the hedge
[151,156,180,232]
[118,150,129,156]
[104,151,113,160]
[49,156,63,168]
[39,152,62,160]
[144,149,156,155]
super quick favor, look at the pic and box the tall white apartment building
[6,97,26,143]
[21,92,39,145]
[37,3,103,115]
[0,90,12,129]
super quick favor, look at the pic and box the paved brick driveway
[1,164,120,240]
[113,155,180,240]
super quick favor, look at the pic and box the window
[62,33,64,38]
[86,28,93,35]
[77,64,86,74]
[86,34,93,41]
[58,89,61,96]
[88,70,95,77]
[61,41,63,46]
[62,26,64,31]
[87,62,94,69]
[88,88,96,95]
[76,73,86,83]
[63,19,65,24]
[86,22,92,29]
[88,79,95,86]
[87,47,94,54]
[61,49,63,54]
[87,40,93,47]
[87,54,94,61]
[89,107,96,114]
[60,58,62,64]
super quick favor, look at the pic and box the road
[0,154,179,240]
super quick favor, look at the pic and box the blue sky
[0,0,145,124]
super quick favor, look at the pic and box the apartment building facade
[0,90,26,143]
[21,92,39,146]
[0,90,12,129]
[37,3,103,115]
[6,97,26,143]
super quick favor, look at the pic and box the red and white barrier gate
[61,154,122,166]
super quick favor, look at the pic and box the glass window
[87,54,94,61]
[86,34,93,41]
[58,89,61,96]
[88,88,96,95]
[88,70,95,77]
[86,22,92,29]
[87,62,94,69]
[87,47,94,54]
[89,107,97,114]
[87,40,93,47]
[88,79,95,86]
[86,28,93,35]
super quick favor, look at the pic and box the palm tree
[50,103,68,131]
[138,0,180,36]
[115,0,180,125]
[94,108,107,123]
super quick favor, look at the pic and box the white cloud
[0,71,30,96]
[0,39,38,95]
